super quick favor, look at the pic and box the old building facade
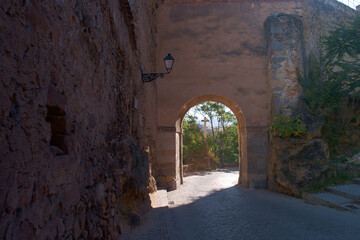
[0,0,358,238]
[154,0,357,190]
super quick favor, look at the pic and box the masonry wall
[154,0,358,190]
[0,0,158,238]
[155,0,302,188]
[302,0,357,59]
[156,1,301,128]
[265,0,357,195]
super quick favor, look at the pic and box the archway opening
[182,102,239,173]
[175,94,247,186]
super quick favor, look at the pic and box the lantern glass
[164,54,175,73]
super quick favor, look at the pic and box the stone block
[273,87,284,92]
[156,167,176,177]
[270,25,283,34]
[271,41,284,50]
[248,174,267,189]
[271,57,285,64]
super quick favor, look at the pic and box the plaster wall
[156,1,301,128]
[155,0,303,188]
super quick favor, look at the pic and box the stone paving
[124,170,360,240]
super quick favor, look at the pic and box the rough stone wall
[266,0,356,195]
[265,13,305,116]
[0,0,158,238]
[301,0,357,58]
[265,0,357,116]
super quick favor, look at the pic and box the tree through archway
[182,102,239,172]
[175,94,248,185]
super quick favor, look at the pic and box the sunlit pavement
[124,169,360,240]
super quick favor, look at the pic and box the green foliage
[304,167,355,194]
[207,124,239,164]
[195,102,239,165]
[182,115,206,164]
[183,102,239,167]
[324,16,360,62]
[222,125,239,163]
[270,113,307,138]
[299,16,360,155]
[299,55,346,117]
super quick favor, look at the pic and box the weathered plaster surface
[155,0,300,188]
[156,1,300,128]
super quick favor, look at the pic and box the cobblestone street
[125,170,360,240]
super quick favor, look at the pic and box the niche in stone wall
[46,84,68,155]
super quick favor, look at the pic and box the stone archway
[175,94,247,187]
[155,1,283,191]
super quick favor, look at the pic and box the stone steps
[353,178,360,185]
[149,189,169,208]
[325,184,360,201]
[303,178,360,212]
[304,192,356,211]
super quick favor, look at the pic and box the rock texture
[265,13,305,116]
[301,0,357,58]
[268,137,330,196]
[0,0,158,238]
[348,153,360,165]
[265,1,357,196]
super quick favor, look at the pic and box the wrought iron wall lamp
[142,54,175,83]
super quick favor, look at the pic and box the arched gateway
[176,95,247,186]
[153,0,279,190]
[156,91,268,190]
[153,0,355,190]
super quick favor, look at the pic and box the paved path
[124,170,360,240]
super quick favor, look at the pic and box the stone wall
[265,13,305,116]
[266,0,357,195]
[0,0,158,238]
[155,0,301,189]
[301,0,357,58]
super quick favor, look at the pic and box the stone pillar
[155,126,180,190]
[245,126,268,188]
[265,13,305,116]
[178,130,184,184]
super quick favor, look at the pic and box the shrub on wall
[270,113,307,138]
[299,16,360,154]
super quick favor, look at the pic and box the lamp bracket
[141,72,168,83]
